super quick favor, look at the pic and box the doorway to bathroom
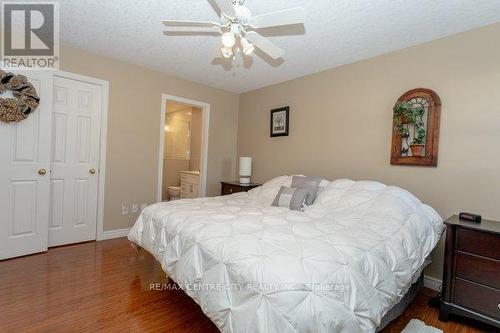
[158,94,210,202]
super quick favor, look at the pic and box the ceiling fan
[162,0,305,60]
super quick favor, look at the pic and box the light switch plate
[122,204,129,215]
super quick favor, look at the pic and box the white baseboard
[424,275,442,292]
[99,228,131,241]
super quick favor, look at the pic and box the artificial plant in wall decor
[391,88,441,166]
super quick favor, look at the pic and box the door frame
[50,70,109,241]
[158,94,210,202]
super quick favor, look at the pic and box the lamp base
[239,176,251,184]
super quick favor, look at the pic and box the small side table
[439,215,500,328]
[220,181,261,196]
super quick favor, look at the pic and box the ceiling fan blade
[213,0,236,18]
[245,31,284,59]
[163,25,222,35]
[248,7,305,28]
[163,20,221,28]
[163,28,222,36]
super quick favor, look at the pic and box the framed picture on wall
[270,107,289,137]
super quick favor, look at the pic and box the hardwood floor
[0,238,494,332]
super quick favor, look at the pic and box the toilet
[167,186,181,201]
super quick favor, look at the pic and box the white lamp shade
[239,157,252,177]
[222,32,236,48]
[241,37,254,56]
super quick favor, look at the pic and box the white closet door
[0,72,53,260]
[48,77,102,247]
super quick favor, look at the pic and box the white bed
[128,177,444,332]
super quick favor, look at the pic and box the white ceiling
[60,0,500,93]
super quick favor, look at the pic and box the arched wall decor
[391,88,441,167]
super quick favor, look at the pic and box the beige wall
[238,23,500,279]
[60,45,239,231]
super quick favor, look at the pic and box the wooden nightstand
[220,181,261,196]
[440,215,500,328]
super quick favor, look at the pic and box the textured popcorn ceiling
[60,0,500,93]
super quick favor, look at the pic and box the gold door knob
[38,169,47,176]
[89,169,96,175]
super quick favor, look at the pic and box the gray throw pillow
[272,186,308,211]
[291,176,322,205]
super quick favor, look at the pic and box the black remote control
[459,212,482,223]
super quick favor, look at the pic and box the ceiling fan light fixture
[162,1,305,61]
[241,37,254,55]
[221,46,233,58]
[221,32,236,48]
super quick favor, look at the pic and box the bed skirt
[376,273,424,331]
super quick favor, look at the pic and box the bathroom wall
[162,105,203,200]
[165,109,192,159]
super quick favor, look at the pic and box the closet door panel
[0,72,52,260]
[48,77,102,247]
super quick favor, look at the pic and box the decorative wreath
[0,70,40,123]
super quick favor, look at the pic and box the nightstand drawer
[454,278,500,320]
[222,184,241,195]
[456,252,500,289]
[457,228,500,260]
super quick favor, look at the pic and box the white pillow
[315,179,391,207]
[314,179,355,206]
[248,176,293,204]
[248,175,332,205]
[317,179,331,195]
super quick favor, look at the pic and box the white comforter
[128,179,443,333]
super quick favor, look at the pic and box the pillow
[248,176,292,203]
[291,176,322,205]
[272,186,308,211]
[315,179,356,206]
